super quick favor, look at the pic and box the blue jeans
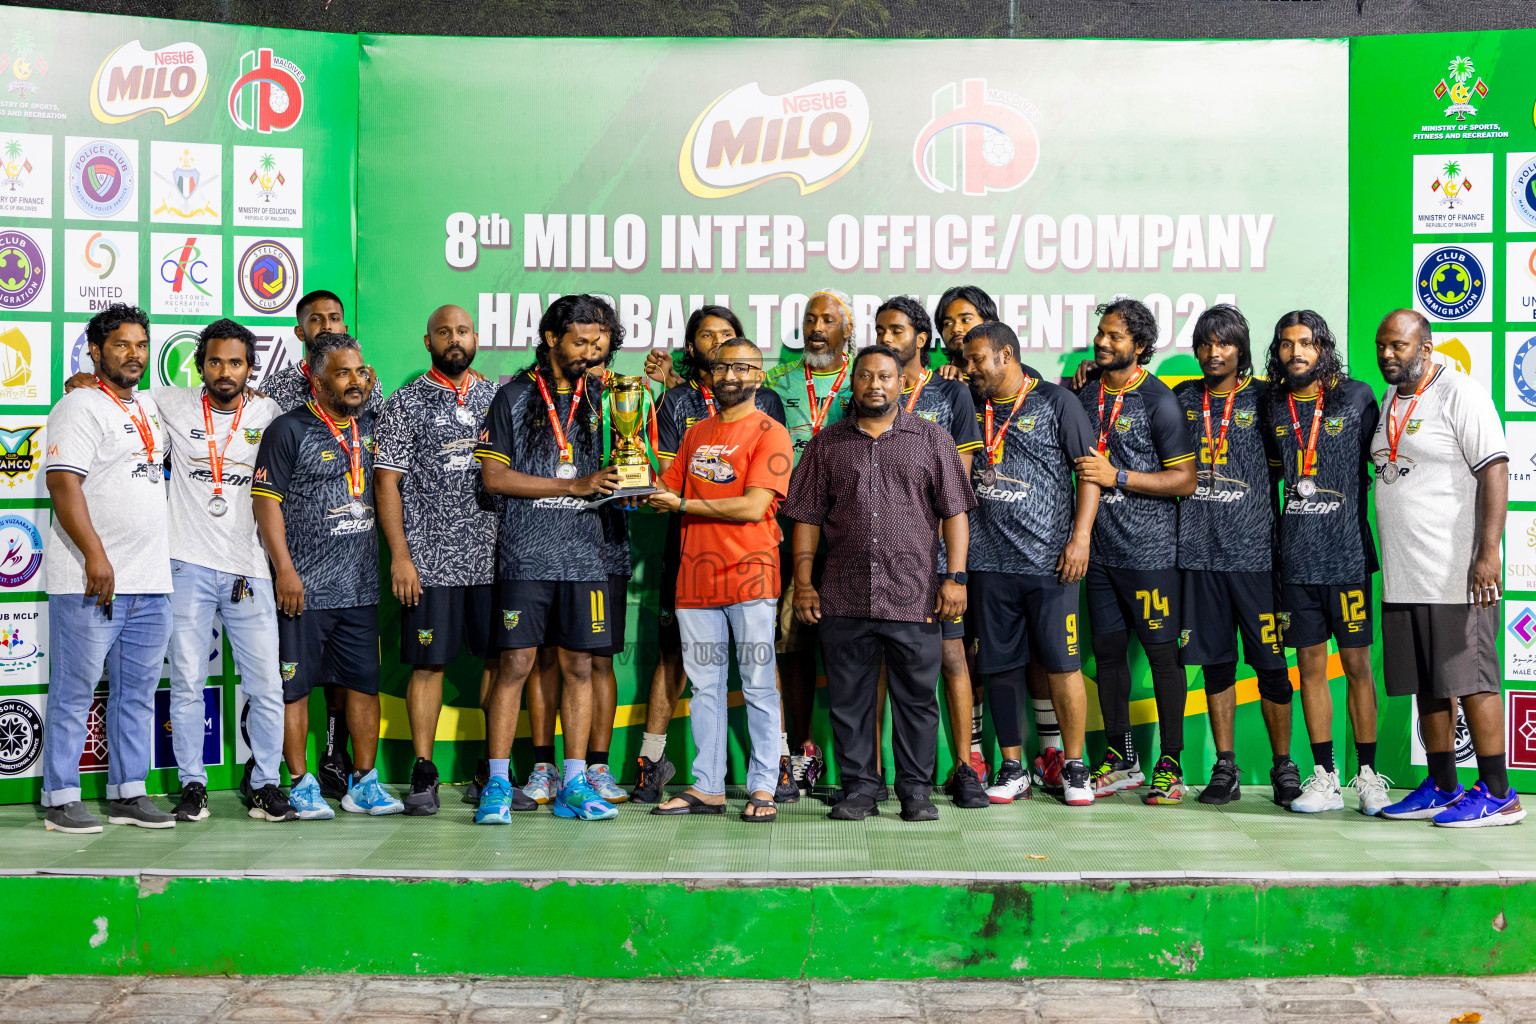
[169,560,284,788]
[676,599,780,796]
[42,593,172,806]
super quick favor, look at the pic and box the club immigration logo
[68,140,135,219]
[90,40,208,125]
[0,426,41,490]
[1416,245,1487,320]
[913,78,1040,197]
[679,79,871,199]
[0,696,42,776]
[236,238,298,314]
[0,230,45,311]
[0,32,49,101]
[0,514,42,590]
[156,329,200,387]
[228,48,305,135]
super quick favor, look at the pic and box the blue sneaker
[289,773,335,820]
[524,762,559,804]
[552,775,618,820]
[341,768,404,816]
[474,776,513,825]
[1432,781,1527,828]
[586,764,628,803]
[1380,775,1464,820]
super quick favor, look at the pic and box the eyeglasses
[710,362,759,377]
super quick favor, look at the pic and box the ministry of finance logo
[914,78,1040,197]
[228,48,305,135]
[0,697,42,775]
[68,140,135,219]
[1416,245,1487,321]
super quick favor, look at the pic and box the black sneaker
[464,757,490,804]
[249,784,299,822]
[238,758,256,808]
[509,780,537,812]
[1198,759,1242,805]
[900,793,939,822]
[1270,757,1303,808]
[773,756,801,804]
[109,795,176,829]
[173,782,209,822]
[317,750,351,800]
[630,753,675,803]
[403,757,440,816]
[944,762,990,809]
[826,792,879,820]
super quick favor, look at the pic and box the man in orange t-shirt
[646,339,794,821]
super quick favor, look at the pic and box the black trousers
[820,616,942,801]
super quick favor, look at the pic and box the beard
[206,376,242,401]
[803,347,837,370]
[1284,363,1323,392]
[715,381,754,409]
[853,397,892,418]
[102,360,144,391]
[1096,349,1135,374]
[431,346,472,376]
[1385,350,1428,387]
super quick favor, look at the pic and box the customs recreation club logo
[90,40,208,125]
[69,140,135,218]
[159,237,211,297]
[0,230,45,310]
[1416,245,1486,320]
[914,78,1040,197]
[228,48,305,134]
[0,514,42,589]
[1434,56,1487,123]
[679,79,871,198]
[1512,156,1536,229]
[0,697,42,775]
[236,238,298,314]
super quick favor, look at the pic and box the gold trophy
[588,374,658,507]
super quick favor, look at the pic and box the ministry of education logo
[0,697,42,775]
[69,140,135,219]
[1416,245,1487,321]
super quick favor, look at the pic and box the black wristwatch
[1116,468,1129,490]
[942,571,968,585]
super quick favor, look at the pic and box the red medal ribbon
[533,369,583,464]
[903,369,932,412]
[201,393,245,499]
[427,366,473,405]
[1387,365,1439,466]
[698,381,717,419]
[984,376,1034,467]
[803,360,849,436]
[1286,388,1324,478]
[98,379,157,466]
[1096,367,1145,454]
[308,401,363,499]
[1201,382,1239,469]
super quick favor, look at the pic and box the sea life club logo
[1434,56,1487,123]
[679,79,871,199]
[1416,245,1486,320]
[913,78,1040,197]
[228,48,305,135]
[90,40,208,125]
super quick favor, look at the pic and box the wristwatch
[942,571,968,585]
[1116,468,1129,490]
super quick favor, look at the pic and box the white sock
[489,758,510,782]
[970,705,985,754]
[640,732,667,762]
[562,759,587,785]
[780,732,792,757]
[1033,698,1061,749]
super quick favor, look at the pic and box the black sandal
[740,796,777,823]
[651,791,725,815]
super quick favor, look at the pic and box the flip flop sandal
[650,791,726,815]
[740,796,777,823]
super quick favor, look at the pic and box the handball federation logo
[1416,245,1486,320]
[0,514,43,589]
[69,140,135,218]
[236,239,297,314]
[0,230,45,310]
[229,48,305,135]
[914,78,1040,197]
[1511,156,1536,230]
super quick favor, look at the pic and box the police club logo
[0,229,45,310]
[0,696,42,775]
[914,78,1040,197]
[69,140,135,218]
[1416,245,1487,321]
[0,514,43,589]
[1510,155,1536,230]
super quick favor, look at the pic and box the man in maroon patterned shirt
[783,344,976,823]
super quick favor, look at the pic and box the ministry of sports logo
[236,238,298,314]
[914,78,1039,197]
[69,140,135,218]
[228,48,305,134]
[1416,245,1486,321]
[1434,55,1487,123]
[0,229,45,310]
[0,697,42,775]
[0,514,42,589]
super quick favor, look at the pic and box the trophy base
[584,462,656,508]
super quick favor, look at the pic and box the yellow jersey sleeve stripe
[956,441,983,452]
[250,487,284,502]
[474,448,511,465]
[1162,453,1197,467]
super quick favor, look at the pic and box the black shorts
[1178,570,1287,671]
[942,595,965,642]
[592,573,630,659]
[1281,579,1373,650]
[279,605,380,703]
[971,571,1082,674]
[399,585,494,666]
[658,513,682,655]
[495,578,611,651]
[1085,562,1180,646]
[1382,602,1499,699]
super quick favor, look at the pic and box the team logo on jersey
[280,661,296,681]
[916,410,937,422]
[243,428,261,443]
[1114,415,1133,433]
[1416,245,1486,321]
[1016,416,1035,433]
[416,629,433,646]
[1406,419,1423,435]
[503,610,520,629]
[1178,629,1191,648]
[1235,410,1255,428]
[1324,417,1344,435]
[1278,612,1291,637]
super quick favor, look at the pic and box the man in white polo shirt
[1371,309,1522,827]
[41,304,174,833]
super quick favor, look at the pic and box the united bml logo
[913,79,1039,196]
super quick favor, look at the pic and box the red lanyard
[903,369,932,412]
[984,377,1034,467]
[201,393,244,498]
[1286,389,1324,477]
[98,380,156,464]
[1201,383,1239,466]
[427,367,473,405]
[1096,367,1144,454]
[698,381,717,418]
[1387,366,1438,465]
[533,370,582,462]
[803,360,849,436]
[309,401,363,498]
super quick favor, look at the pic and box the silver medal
[148,467,160,485]
[556,461,577,480]
[208,495,228,517]
[980,467,997,487]
[348,500,367,519]
[1381,462,1400,484]
[1297,477,1317,498]
[455,405,477,426]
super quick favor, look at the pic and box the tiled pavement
[3,974,1534,1024]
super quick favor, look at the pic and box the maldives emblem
[1430,159,1473,210]
[1435,56,1487,122]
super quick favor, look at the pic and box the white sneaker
[1289,765,1344,813]
[1350,766,1393,816]
[985,760,1031,803]
[1062,759,1095,807]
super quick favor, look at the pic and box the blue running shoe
[474,776,513,825]
[1380,775,1464,820]
[524,762,559,804]
[586,764,628,803]
[341,768,405,816]
[1432,781,1527,828]
[289,773,335,820]
[552,775,618,820]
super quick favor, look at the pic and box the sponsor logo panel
[1507,421,1536,504]
[0,511,46,594]
[1506,604,1536,682]
[1506,243,1536,325]
[150,323,203,389]
[149,231,221,318]
[64,323,93,377]
[1505,509,1536,594]
[0,600,46,690]
[228,48,305,134]
[90,40,208,125]
[63,136,137,221]
[0,227,50,313]
[1409,697,1476,767]
[0,417,46,500]
[232,235,301,318]
[914,78,1040,197]
[1507,152,1536,232]
[63,228,138,315]
[0,692,45,778]
[1411,153,1491,233]
[0,131,52,218]
[1412,242,1492,323]
[152,685,223,770]
[0,323,50,405]
[149,140,220,224]
[232,145,301,228]
[1429,331,1491,394]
